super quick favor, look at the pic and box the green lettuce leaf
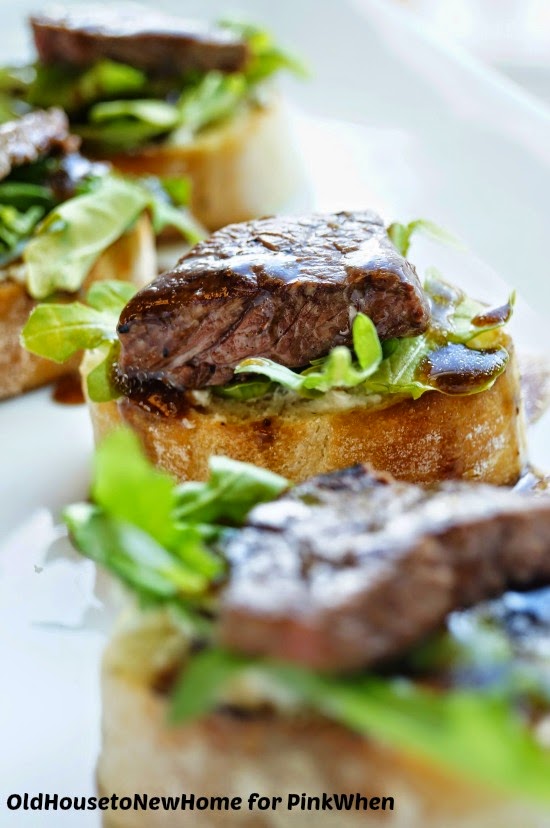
[171,648,550,803]
[23,176,150,299]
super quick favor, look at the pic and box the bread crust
[98,615,543,828]
[0,214,155,401]
[87,343,526,486]
[95,98,301,232]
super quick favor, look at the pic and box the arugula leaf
[170,649,550,802]
[362,335,434,399]
[64,430,227,602]
[170,648,251,722]
[64,504,209,600]
[79,98,181,150]
[85,341,119,402]
[0,203,45,264]
[129,175,206,243]
[220,21,308,84]
[146,196,205,244]
[27,60,147,112]
[234,356,306,394]
[64,430,290,603]
[388,219,457,257]
[92,429,177,548]
[453,296,515,343]
[90,99,180,128]
[234,313,383,396]
[21,301,118,363]
[214,379,273,401]
[161,177,192,206]
[0,181,55,211]
[62,431,550,802]
[171,72,248,141]
[86,279,137,314]
[76,117,174,151]
[23,176,150,299]
[0,64,34,97]
[21,278,136,376]
[234,274,511,401]
[174,456,289,525]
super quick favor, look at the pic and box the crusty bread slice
[98,611,543,828]
[0,214,155,401]
[86,337,526,486]
[95,98,301,232]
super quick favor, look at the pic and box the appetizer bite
[0,107,155,399]
[3,5,303,230]
[64,430,550,827]
[23,210,523,484]
[2,107,202,401]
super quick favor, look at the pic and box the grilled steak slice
[219,466,550,673]
[0,109,78,181]
[116,211,430,391]
[31,7,249,75]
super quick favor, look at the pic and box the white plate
[1,1,550,825]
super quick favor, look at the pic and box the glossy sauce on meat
[0,109,78,181]
[116,211,431,397]
[31,7,249,75]
[218,466,550,673]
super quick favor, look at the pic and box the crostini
[1,106,206,400]
[63,430,550,827]
[23,211,524,484]
[2,5,303,230]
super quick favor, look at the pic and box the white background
[1,1,550,826]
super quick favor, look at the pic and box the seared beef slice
[219,466,550,672]
[116,211,430,390]
[31,7,249,74]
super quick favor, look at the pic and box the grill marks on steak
[0,109,79,181]
[30,6,249,75]
[219,466,550,673]
[116,212,430,392]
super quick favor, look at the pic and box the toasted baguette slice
[98,612,542,828]
[95,98,301,232]
[86,337,526,486]
[0,214,155,401]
